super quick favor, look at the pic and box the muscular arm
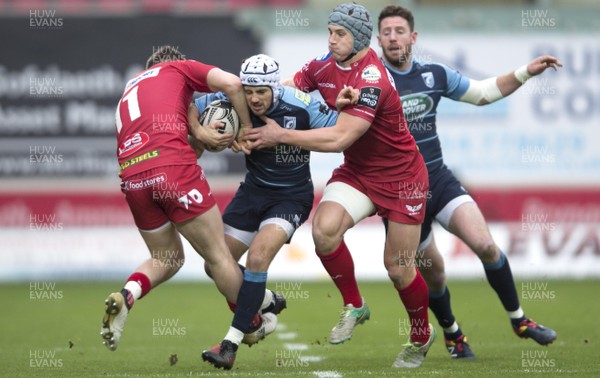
[460,55,562,105]
[245,111,370,153]
[205,67,252,130]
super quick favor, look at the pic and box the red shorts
[328,163,428,225]
[121,164,216,231]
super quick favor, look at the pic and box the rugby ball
[199,100,240,152]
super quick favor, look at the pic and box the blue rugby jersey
[384,59,470,171]
[195,86,337,188]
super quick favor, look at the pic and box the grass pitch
[2,279,598,377]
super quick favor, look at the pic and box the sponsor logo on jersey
[283,116,297,129]
[405,203,423,215]
[421,72,435,88]
[119,149,159,172]
[361,64,382,83]
[318,82,336,89]
[118,132,149,158]
[400,93,434,122]
[358,87,381,110]
[294,89,311,105]
[121,172,167,191]
[124,67,161,92]
[178,188,204,210]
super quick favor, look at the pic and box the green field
[2,280,598,377]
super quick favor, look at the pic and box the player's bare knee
[420,267,445,291]
[475,241,500,264]
[386,266,401,283]
[204,261,213,279]
[245,251,270,272]
[312,224,338,253]
[418,264,434,283]
[386,265,415,288]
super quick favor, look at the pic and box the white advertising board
[1,222,598,281]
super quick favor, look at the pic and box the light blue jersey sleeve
[439,63,471,100]
[194,92,228,114]
[279,86,338,129]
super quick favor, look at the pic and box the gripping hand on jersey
[336,86,360,111]
[244,116,283,149]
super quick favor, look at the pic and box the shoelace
[335,309,351,328]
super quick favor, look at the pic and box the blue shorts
[419,164,470,244]
[222,181,314,243]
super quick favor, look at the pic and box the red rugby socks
[317,240,363,308]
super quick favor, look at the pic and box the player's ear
[411,31,418,45]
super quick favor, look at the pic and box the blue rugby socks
[483,251,524,323]
[232,270,268,333]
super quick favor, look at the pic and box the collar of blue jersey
[381,57,415,75]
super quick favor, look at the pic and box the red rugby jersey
[294,49,423,182]
[115,60,215,178]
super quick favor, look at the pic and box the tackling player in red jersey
[246,3,435,368]
[101,46,258,353]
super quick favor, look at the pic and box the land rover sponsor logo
[401,93,433,121]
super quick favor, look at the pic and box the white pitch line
[312,371,342,378]
[283,343,309,351]
[300,356,324,362]
[276,331,298,340]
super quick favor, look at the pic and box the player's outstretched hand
[528,55,563,76]
[245,116,283,149]
[336,86,359,111]
[199,121,235,151]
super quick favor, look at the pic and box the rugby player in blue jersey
[376,5,561,359]
[190,54,338,370]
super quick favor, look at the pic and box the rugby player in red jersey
[101,46,261,353]
[246,3,435,368]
